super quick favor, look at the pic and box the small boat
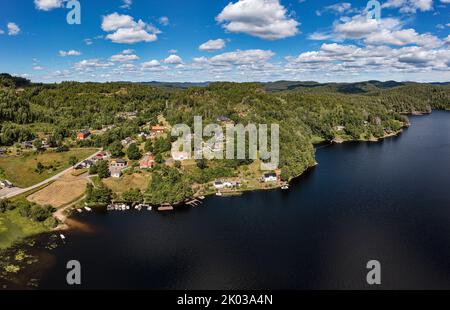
[76,208,83,213]
[147,206,153,211]
[199,196,205,200]
[281,185,289,190]
[60,234,66,240]
[216,192,223,196]
[84,206,92,212]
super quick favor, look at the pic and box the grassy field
[0,209,52,250]
[103,172,150,193]
[27,174,88,208]
[0,148,97,188]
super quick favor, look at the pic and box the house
[262,172,278,183]
[93,151,109,161]
[216,115,234,125]
[138,132,149,140]
[172,151,190,161]
[213,181,225,189]
[213,180,240,189]
[151,125,166,135]
[121,137,134,146]
[110,168,123,178]
[77,130,91,141]
[75,160,93,170]
[110,159,128,168]
[334,125,346,131]
[140,153,156,169]
[21,141,34,149]
[0,180,13,188]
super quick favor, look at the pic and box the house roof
[264,173,277,178]
[152,125,166,131]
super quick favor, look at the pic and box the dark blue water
[40,111,450,289]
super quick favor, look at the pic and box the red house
[140,153,156,169]
[77,130,91,141]
[151,125,166,135]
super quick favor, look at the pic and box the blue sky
[0,0,449,82]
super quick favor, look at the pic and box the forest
[1,74,449,184]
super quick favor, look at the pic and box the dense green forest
[1,74,449,182]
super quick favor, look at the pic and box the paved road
[0,150,101,200]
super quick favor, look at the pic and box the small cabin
[77,130,91,141]
[262,172,277,183]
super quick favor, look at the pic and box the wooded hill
[1,74,449,181]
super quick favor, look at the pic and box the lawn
[103,172,151,193]
[0,148,98,188]
[0,209,52,250]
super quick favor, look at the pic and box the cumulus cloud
[7,22,20,36]
[199,39,226,51]
[286,43,450,75]
[382,0,434,14]
[74,59,114,71]
[209,49,275,65]
[34,0,62,11]
[59,50,82,57]
[164,55,183,64]
[110,49,140,62]
[216,0,299,40]
[102,13,160,44]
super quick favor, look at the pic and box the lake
[38,111,450,289]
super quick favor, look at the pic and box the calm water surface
[40,111,450,289]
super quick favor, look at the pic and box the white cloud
[59,50,82,57]
[365,28,442,47]
[316,3,352,16]
[120,0,132,9]
[382,0,433,14]
[7,22,20,36]
[216,0,299,40]
[34,0,62,11]
[199,39,226,51]
[33,66,45,71]
[141,60,161,68]
[209,49,275,65]
[110,50,140,62]
[164,55,183,64]
[168,49,178,54]
[159,16,170,26]
[102,13,159,44]
[74,59,114,71]
[0,29,4,35]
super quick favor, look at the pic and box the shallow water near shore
[19,110,450,289]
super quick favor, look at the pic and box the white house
[172,151,191,161]
[110,168,123,178]
[262,173,277,183]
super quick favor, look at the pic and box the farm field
[27,173,89,208]
[0,148,98,188]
